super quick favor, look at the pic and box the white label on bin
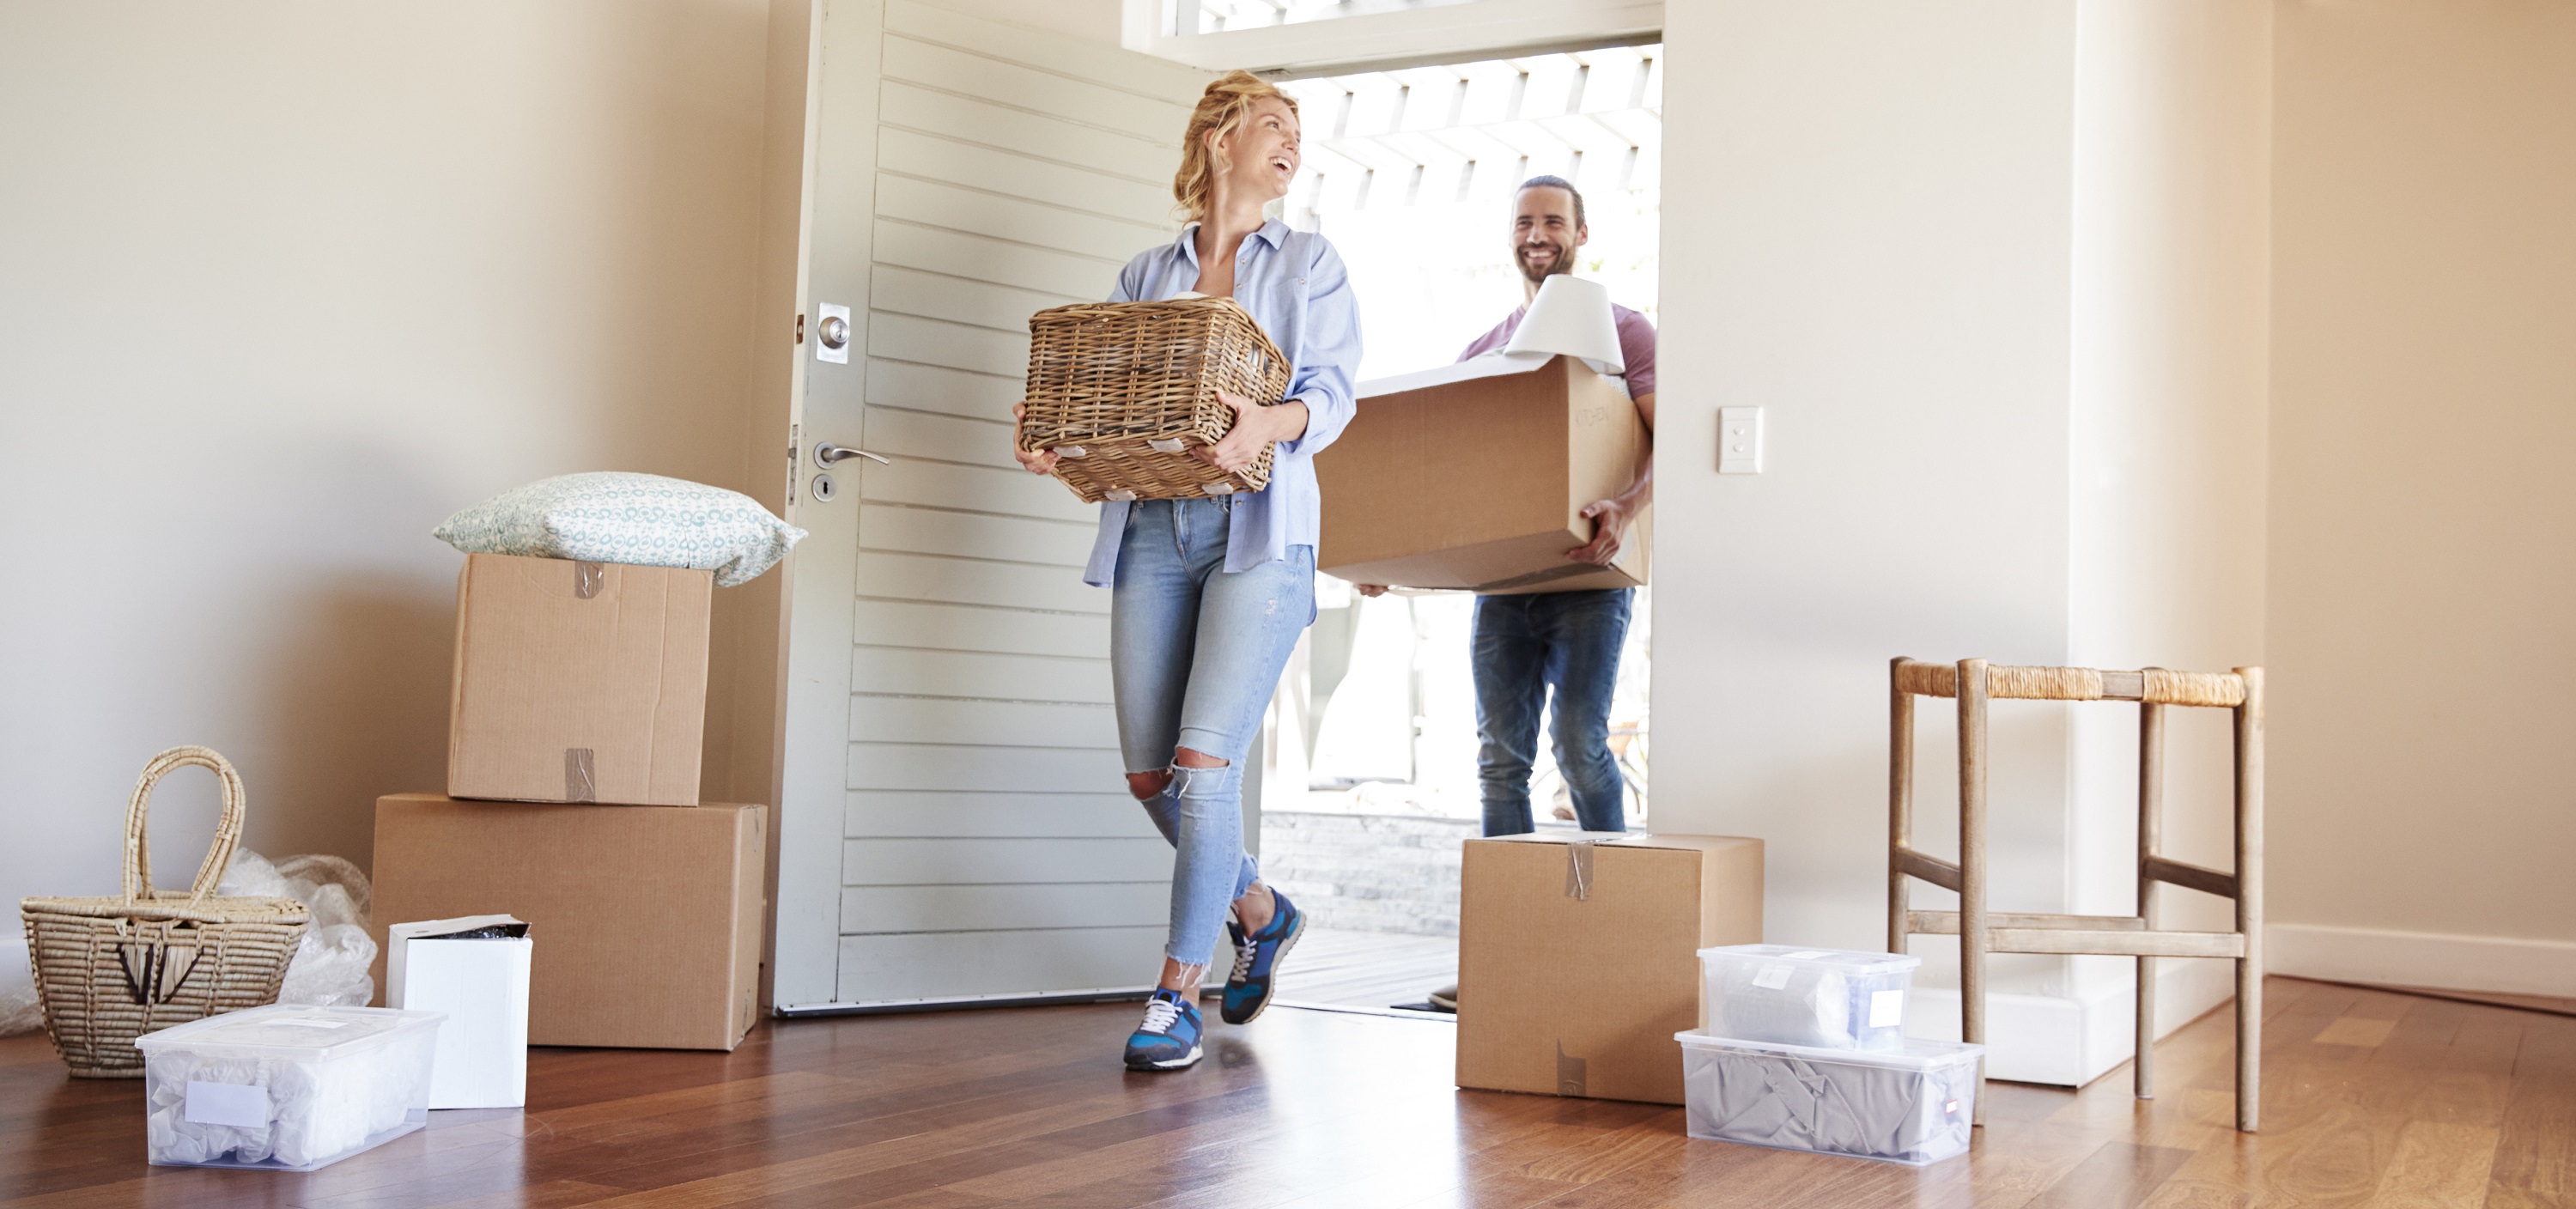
[1869,989,1905,1028]
[1752,963,1793,990]
[185,1080,270,1128]
[1783,951,1829,961]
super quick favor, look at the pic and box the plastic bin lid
[132,1005,446,1060]
[1698,944,1923,974]
[1675,1030,1984,1072]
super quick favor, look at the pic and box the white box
[133,1005,444,1170]
[1676,1031,1982,1166]
[1700,945,1921,1051]
[388,915,533,1109]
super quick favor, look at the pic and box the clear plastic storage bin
[1700,945,1922,1051]
[133,1004,445,1171]
[1676,1030,1982,1166]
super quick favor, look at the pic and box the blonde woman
[1014,71,1361,1071]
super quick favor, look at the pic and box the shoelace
[1139,995,1184,1036]
[1230,934,1259,982]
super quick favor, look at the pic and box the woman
[1013,71,1361,1072]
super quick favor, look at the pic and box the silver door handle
[814,441,890,466]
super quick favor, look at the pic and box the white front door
[771,0,1212,1012]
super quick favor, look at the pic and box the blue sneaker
[1221,889,1304,1024]
[1123,988,1204,1071]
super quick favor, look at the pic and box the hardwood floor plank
[2487,1012,2576,1207]
[2026,1140,2196,1208]
[6,978,2566,1209]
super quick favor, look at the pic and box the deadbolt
[818,314,849,349]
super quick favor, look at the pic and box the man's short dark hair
[1516,174,1586,228]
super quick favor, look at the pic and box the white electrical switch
[1718,407,1764,473]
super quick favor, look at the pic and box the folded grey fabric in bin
[1676,1031,1982,1165]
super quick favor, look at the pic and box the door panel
[776,0,1206,1011]
[841,791,1142,839]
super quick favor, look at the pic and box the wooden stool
[1886,658,2264,1132]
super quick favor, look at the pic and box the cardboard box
[387,915,533,1109]
[1316,354,1649,594]
[448,552,711,805]
[1456,832,1762,1104]
[371,793,765,1051]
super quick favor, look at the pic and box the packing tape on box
[1564,840,1595,901]
[563,748,597,803]
[1555,1041,1588,1097]
[574,562,606,599]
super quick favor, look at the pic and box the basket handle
[121,745,248,906]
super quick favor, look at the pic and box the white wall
[2264,0,2576,997]
[1656,0,2271,1083]
[0,3,787,916]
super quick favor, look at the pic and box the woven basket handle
[121,745,248,906]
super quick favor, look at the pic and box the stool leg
[1958,659,1990,1127]
[2136,696,2165,1100]
[2234,667,2265,1133]
[1890,672,1915,955]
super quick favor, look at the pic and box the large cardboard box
[448,552,711,806]
[1315,354,1649,594]
[371,793,765,1051]
[1457,832,1762,1104]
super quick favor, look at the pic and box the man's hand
[1355,584,1388,598]
[1191,390,1305,473]
[1010,402,1060,475]
[1569,495,1638,565]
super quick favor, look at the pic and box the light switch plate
[1719,407,1764,473]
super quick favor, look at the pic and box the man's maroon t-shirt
[1456,300,1657,397]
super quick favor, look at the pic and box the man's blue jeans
[1471,587,1633,835]
[1111,497,1313,963]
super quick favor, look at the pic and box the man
[1364,176,1656,1012]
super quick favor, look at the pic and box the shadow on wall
[248,578,453,877]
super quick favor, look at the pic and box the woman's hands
[1010,402,1060,476]
[1192,390,1307,473]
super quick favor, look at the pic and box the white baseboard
[1905,958,2235,1087]
[2269,922,2576,998]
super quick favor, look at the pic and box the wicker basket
[1018,296,1294,503]
[20,746,308,1078]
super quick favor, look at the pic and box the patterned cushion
[434,472,806,587]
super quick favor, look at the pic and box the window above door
[1124,0,1659,77]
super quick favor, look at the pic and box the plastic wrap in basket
[20,747,309,1078]
[1018,297,1293,503]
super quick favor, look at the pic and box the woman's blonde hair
[1173,70,1297,221]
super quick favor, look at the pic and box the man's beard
[1516,241,1576,285]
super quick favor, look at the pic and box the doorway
[1256,44,1663,1013]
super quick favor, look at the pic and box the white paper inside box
[1700,944,1921,1051]
[132,1005,445,1171]
[1676,1031,1982,1166]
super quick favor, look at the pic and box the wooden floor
[4,975,2571,1207]
[1274,927,1457,1014]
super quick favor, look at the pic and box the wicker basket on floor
[21,746,308,1077]
[1018,296,1293,503]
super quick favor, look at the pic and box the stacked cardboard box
[371,551,766,1053]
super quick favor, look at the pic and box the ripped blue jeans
[1111,497,1314,964]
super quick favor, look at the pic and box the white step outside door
[771,0,1220,1012]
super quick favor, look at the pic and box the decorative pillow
[434,472,806,587]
